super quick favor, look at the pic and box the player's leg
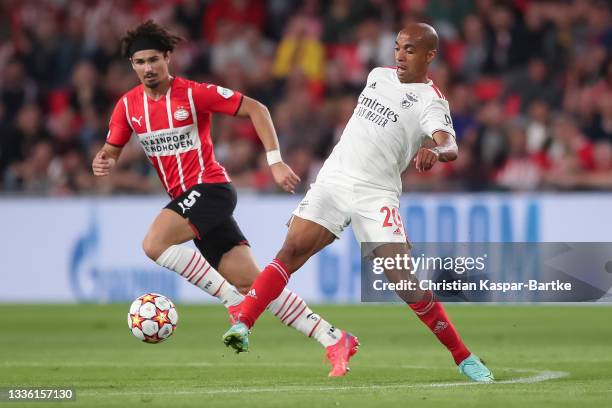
[372,242,428,303]
[234,180,351,331]
[217,243,343,348]
[352,191,493,382]
[195,215,342,348]
[372,242,471,361]
[373,242,493,382]
[222,216,334,352]
[235,215,336,330]
[142,185,243,309]
[224,182,360,375]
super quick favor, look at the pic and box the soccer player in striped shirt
[92,20,358,376]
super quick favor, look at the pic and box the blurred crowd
[0,0,611,196]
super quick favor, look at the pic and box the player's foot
[325,331,360,377]
[458,354,494,383]
[227,303,241,325]
[222,322,250,353]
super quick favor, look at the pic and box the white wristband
[266,150,282,166]
[427,147,441,158]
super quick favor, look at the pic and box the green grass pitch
[1,304,610,407]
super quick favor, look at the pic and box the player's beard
[144,76,160,89]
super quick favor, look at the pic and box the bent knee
[235,281,253,295]
[142,233,168,261]
[231,273,256,295]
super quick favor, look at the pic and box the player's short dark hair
[120,20,183,59]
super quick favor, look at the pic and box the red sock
[409,291,471,365]
[239,259,289,329]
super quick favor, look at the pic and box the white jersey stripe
[121,96,135,142]
[188,87,205,184]
[156,156,170,191]
[143,91,169,191]
[123,97,134,132]
[196,148,204,184]
[175,154,187,192]
[165,87,173,129]
[143,92,151,132]
[165,87,186,192]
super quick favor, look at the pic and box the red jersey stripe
[430,83,445,99]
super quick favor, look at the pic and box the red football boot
[325,331,360,377]
[227,303,241,325]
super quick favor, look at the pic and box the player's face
[394,32,436,83]
[130,50,170,89]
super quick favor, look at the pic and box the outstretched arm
[236,96,300,193]
[414,131,458,172]
[92,143,123,176]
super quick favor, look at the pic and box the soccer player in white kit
[224,23,494,382]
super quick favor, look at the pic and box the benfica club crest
[174,107,189,121]
[401,92,419,109]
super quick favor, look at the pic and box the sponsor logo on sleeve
[217,86,234,99]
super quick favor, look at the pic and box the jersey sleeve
[419,98,456,139]
[365,67,381,86]
[106,99,132,147]
[191,83,244,116]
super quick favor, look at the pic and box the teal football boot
[222,322,250,353]
[458,354,494,383]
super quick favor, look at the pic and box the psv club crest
[401,92,419,109]
[173,106,189,121]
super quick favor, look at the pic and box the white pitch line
[76,369,569,397]
[0,361,570,375]
[0,362,438,369]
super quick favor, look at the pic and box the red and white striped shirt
[106,77,243,199]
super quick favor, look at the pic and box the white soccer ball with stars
[128,293,178,343]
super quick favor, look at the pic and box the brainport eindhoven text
[372,279,572,292]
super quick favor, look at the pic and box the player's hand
[270,162,301,193]
[92,150,116,176]
[414,147,439,172]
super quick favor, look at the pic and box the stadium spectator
[2,104,50,190]
[0,0,611,195]
[273,16,325,82]
[504,57,562,112]
[494,121,545,191]
[459,14,487,81]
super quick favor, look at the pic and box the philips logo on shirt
[355,92,399,128]
[138,124,200,156]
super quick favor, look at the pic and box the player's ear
[426,49,437,64]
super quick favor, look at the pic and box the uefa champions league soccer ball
[127,293,178,343]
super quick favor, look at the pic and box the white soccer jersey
[316,67,455,194]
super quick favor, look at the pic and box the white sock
[157,246,340,347]
[267,288,341,347]
[156,245,243,307]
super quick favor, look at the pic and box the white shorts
[292,179,409,245]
